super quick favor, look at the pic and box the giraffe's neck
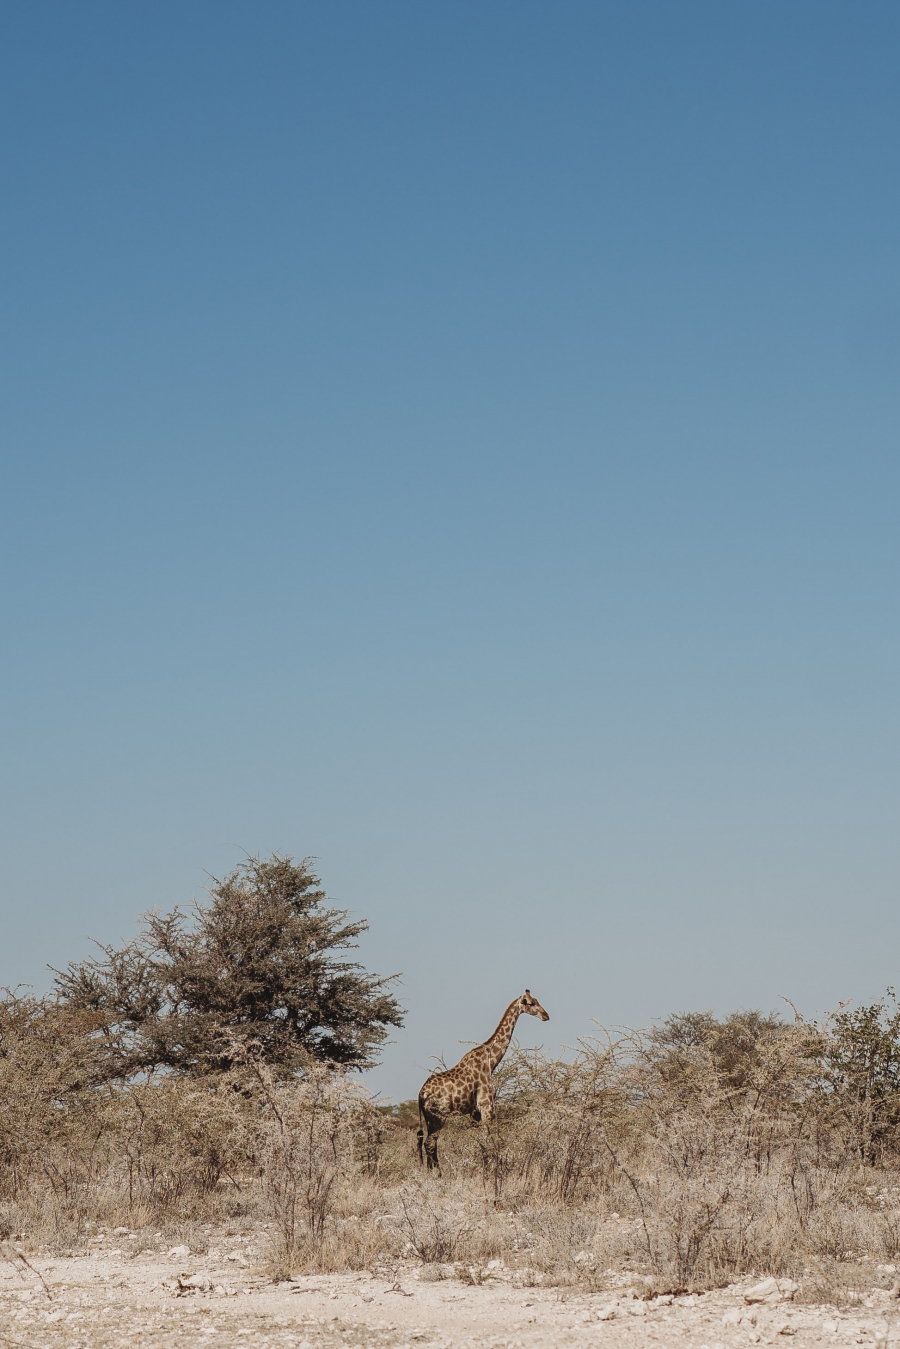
[483,1000,522,1071]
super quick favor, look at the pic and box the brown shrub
[4,991,900,1301]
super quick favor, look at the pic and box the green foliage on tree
[819,990,900,1164]
[55,855,404,1078]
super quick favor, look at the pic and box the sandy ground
[1,1245,898,1349]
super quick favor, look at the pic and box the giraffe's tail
[416,1095,425,1165]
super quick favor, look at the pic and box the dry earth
[2,1241,899,1349]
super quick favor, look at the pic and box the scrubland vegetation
[3,856,900,1305]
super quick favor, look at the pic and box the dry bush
[110,1078,253,1211]
[394,1010,900,1293]
[0,991,256,1242]
[395,1178,479,1263]
[5,989,900,1302]
[0,991,111,1202]
[245,1056,383,1277]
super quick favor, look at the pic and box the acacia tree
[55,855,403,1078]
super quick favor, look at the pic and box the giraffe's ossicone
[416,989,550,1171]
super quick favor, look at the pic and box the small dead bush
[396,1179,475,1263]
[246,1055,380,1276]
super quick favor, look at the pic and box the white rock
[823,1320,838,1333]
[722,1308,743,1326]
[183,1273,214,1291]
[596,1303,618,1320]
[168,1245,191,1259]
[744,1277,799,1304]
[628,1301,646,1316]
[744,1277,779,1302]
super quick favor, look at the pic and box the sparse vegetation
[4,862,900,1304]
[3,995,900,1300]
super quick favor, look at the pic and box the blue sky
[1,2,899,1098]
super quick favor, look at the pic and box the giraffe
[416,989,550,1170]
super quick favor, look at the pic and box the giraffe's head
[519,989,550,1022]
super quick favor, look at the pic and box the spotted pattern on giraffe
[416,989,550,1170]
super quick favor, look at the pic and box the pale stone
[744,1277,779,1302]
[744,1277,798,1304]
[183,1273,214,1291]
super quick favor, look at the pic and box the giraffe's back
[419,1050,490,1119]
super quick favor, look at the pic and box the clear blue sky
[1,2,898,1099]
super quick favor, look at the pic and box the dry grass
[4,992,900,1305]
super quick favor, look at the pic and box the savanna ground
[5,991,900,1348]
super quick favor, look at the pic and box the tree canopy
[55,855,404,1077]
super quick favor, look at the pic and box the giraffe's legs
[424,1129,440,1170]
[420,1110,443,1171]
[475,1084,495,1125]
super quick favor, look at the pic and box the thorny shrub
[5,991,900,1294]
